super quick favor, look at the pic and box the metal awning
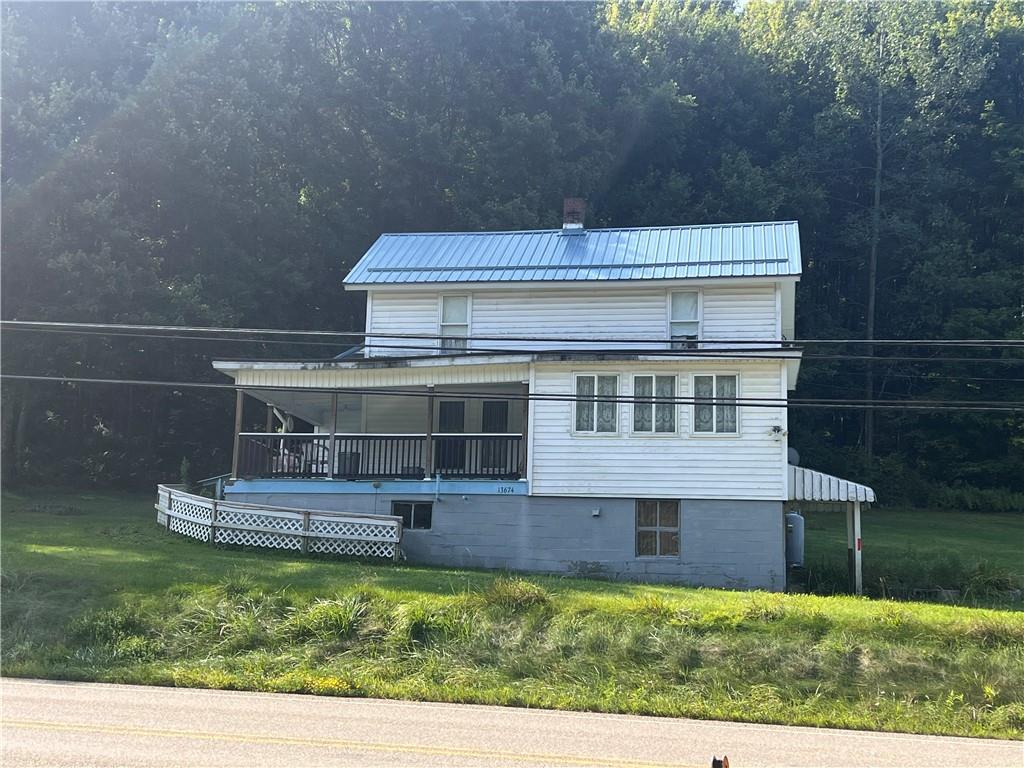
[788,466,875,596]
[788,466,875,503]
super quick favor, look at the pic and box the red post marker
[857,537,862,551]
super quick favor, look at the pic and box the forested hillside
[2,1,1021,506]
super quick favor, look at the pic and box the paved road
[2,678,1020,767]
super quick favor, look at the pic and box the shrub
[482,577,551,611]
[283,596,369,642]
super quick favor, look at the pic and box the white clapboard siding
[472,288,666,349]
[702,285,777,341]
[365,283,781,355]
[366,292,439,354]
[529,360,787,500]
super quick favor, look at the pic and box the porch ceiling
[217,359,531,390]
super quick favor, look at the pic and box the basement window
[393,501,432,530]
[636,499,679,557]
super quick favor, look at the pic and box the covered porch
[228,382,528,482]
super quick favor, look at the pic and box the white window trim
[688,371,741,437]
[438,294,471,353]
[629,373,680,436]
[571,372,620,436]
[666,288,702,349]
[635,499,681,559]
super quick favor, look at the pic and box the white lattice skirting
[155,484,402,560]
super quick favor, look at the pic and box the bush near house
[2,490,1023,740]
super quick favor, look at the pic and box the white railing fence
[155,484,403,560]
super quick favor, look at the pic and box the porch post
[518,384,529,479]
[265,404,274,434]
[846,500,863,596]
[231,390,244,479]
[327,392,338,478]
[424,385,435,479]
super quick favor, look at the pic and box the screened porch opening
[230,383,527,482]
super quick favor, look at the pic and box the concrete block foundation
[226,488,786,591]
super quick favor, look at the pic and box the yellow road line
[3,719,695,768]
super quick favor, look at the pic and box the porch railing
[236,433,523,481]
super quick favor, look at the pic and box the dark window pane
[636,500,658,527]
[392,502,413,529]
[575,376,595,431]
[596,376,618,432]
[659,530,679,556]
[412,502,433,530]
[658,501,679,528]
[637,530,657,556]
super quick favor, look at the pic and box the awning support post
[231,390,244,479]
[846,500,863,596]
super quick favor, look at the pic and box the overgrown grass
[2,490,1023,739]
[803,507,1024,604]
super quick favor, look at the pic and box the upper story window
[632,375,676,433]
[693,374,738,434]
[574,374,618,433]
[670,291,700,349]
[440,295,469,351]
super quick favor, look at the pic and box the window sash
[693,374,738,434]
[441,296,468,323]
[632,375,676,433]
[574,374,618,433]
[670,291,699,348]
[439,296,469,351]
[636,499,679,556]
[394,501,432,530]
[440,324,468,350]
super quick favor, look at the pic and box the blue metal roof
[344,221,801,285]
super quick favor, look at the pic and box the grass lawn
[2,489,1023,740]
[803,507,1024,602]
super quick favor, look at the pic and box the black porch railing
[433,434,522,479]
[236,433,522,481]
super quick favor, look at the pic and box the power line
[2,374,1020,413]
[6,325,1024,365]
[2,326,344,348]
[3,320,1023,349]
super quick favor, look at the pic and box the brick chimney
[562,197,585,231]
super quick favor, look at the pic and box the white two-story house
[211,211,875,590]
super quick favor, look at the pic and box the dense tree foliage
[2,1,1022,507]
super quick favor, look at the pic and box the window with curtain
[636,499,680,556]
[574,374,618,433]
[440,295,469,351]
[670,291,699,349]
[693,374,738,434]
[632,375,676,433]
